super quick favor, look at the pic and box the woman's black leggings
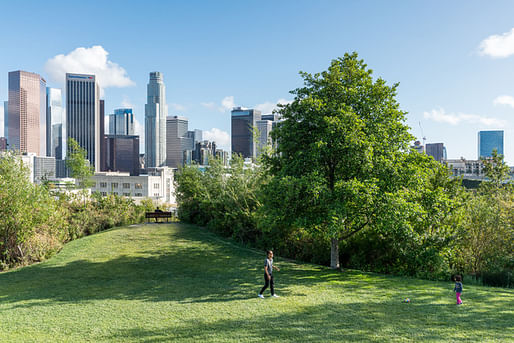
[260,273,274,295]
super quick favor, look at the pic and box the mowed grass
[0,223,512,342]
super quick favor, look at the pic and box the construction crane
[419,121,426,146]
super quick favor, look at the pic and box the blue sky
[0,0,513,163]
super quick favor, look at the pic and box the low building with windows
[90,167,176,205]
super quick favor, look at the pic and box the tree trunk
[330,237,340,269]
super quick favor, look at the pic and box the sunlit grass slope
[0,223,512,342]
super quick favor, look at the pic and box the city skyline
[0,1,513,163]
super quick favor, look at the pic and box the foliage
[261,53,446,268]
[0,152,61,266]
[456,151,513,286]
[175,155,263,243]
[66,137,94,189]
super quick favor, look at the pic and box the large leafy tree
[262,53,419,269]
[66,137,94,189]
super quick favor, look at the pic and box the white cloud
[479,28,514,58]
[120,95,134,109]
[170,103,186,112]
[201,96,238,112]
[203,128,230,151]
[493,95,514,108]
[221,96,236,111]
[45,46,135,90]
[423,108,506,127]
[255,98,292,114]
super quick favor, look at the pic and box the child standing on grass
[454,275,463,305]
[258,250,280,298]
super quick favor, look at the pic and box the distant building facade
[478,130,504,158]
[145,72,168,168]
[66,73,101,171]
[8,71,46,155]
[46,87,65,159]
[425,143,447,162]
[104,134,140,176]
[0,137,7,151]
[91,167,175,204]
[231,107,262,159]
[3,101,7,139]
[109,108,135,135]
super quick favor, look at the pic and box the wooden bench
[145,211,173,223]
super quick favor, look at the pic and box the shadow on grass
[101,300,514,342]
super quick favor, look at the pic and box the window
[135,183,142,189]
[135,193,142,196]
[91,182,96,188]
[154,193,160,197]
[123,183,130,189]
[111,183,118,189]
[100,182,107,188]
[123,193,130,196]
[154,183,160,189]
[101,192,107,196]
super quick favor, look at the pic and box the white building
[90,167,176,205]
[20,153,56,184]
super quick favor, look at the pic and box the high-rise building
[46,87,65,159]
[7,71,46,155]
[165,115,190,168]
[231,107,262,159]
[109,108,135,135]
[425,143,447,162]
[66,73,101,171]
[105,134,140,176]
[0,137,7,151]
[478,130,504,158]
[3,101,7,139]
[256,119,273,157]
[100,99,106,171]
[145,72,168,168]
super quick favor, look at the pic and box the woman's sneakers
[258,294,264,299]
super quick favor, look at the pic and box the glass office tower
[46,87,65,159]
[231,107,262,159]
[66,73,101,171]
[109,108,135,135]
[145,72,168,168]
[478,130,504,158]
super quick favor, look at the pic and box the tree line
[176,53,513,287]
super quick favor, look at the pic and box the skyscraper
[109,108,135,135]
[7,71,46,155]
[166,115,189,168]
[256,119,273,157]
[478,130,504,158]
[425,143,447,162]
[145,72,167,168]
[66,73,101,171]
[46,87,65,159]
[231,107,262,159]
[105,134,140,176]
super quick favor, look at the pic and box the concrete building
[425,143,447,162]
[91,167,175,205]
[19,153,56,184]
[104,134,140,176]
[166,115,190,168]
[46,87,65,159]
[145,72,168,168]
[0,137,7,151]
[66,73,101,171]
[231,107,262,159]
[109,108,134,135]
[8,71,46,155]
[478,130,504,158]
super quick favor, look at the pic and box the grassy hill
[0,223,512,342]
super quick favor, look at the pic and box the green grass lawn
[0,223,512,342]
